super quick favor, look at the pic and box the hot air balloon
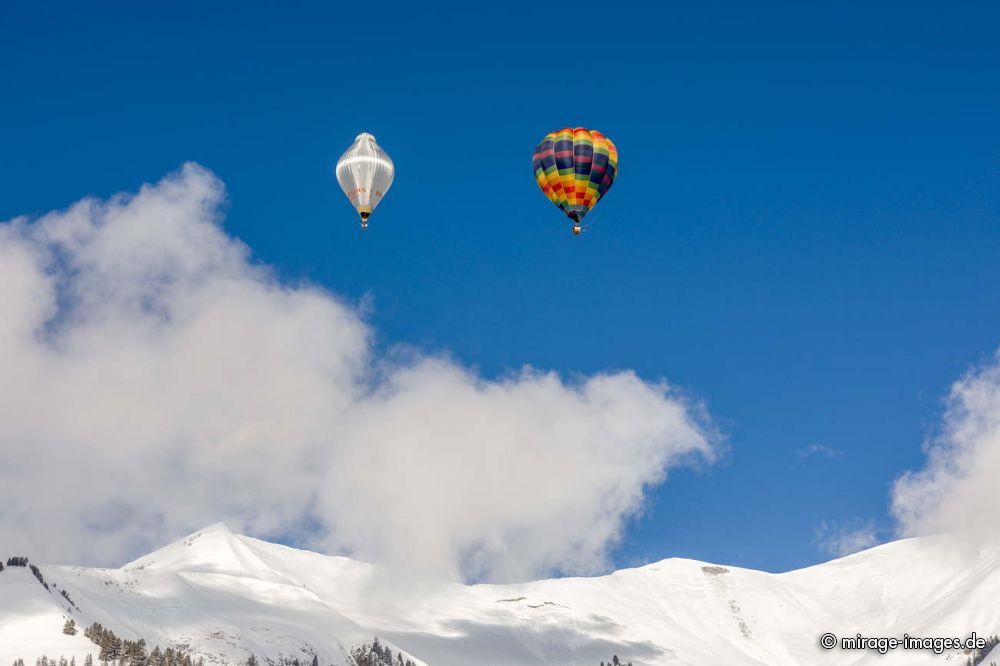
[335,133,395,229]
[532,127,618,235]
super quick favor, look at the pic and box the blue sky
[2,1,998,573]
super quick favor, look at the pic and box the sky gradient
[2,0,998,573]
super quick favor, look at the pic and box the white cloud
[814,519,880,558]
[796,443,843,463]
[0,164,718,582]
[892,353,1000,542]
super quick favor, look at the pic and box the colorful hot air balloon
[336,133,395,228]
[532,127,618,235]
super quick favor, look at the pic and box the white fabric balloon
[335,133,395,228]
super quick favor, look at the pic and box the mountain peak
[198,521,234,534]
[122,522,268,575]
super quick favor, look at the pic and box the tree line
[83,623,201,666]
[967,633,1000,666]
[349,639,415,666]
[599,656,632,666]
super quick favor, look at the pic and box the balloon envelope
[336,133,395,227]
[532,127,618,231]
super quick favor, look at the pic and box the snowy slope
[2,524,999,666]
[0,565,95,659]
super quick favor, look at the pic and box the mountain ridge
[3,525,1000,665]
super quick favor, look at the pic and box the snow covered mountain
[3,523,1000,665]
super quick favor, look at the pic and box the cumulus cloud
[814,519,880,558]
[0,164,717,582]
[892,354,1000,541]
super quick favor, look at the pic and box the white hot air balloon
[335,132,395,228]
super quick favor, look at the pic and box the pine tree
[84,655,93,666]
[29,563,47,588]
[310,657,318,666]
[63,619,78,635]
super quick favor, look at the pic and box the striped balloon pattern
[532,127,618,229]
